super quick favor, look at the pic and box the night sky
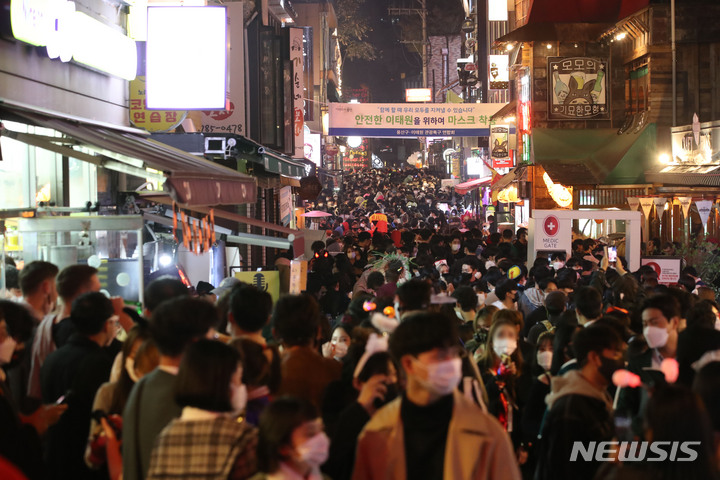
[342,0,464,102]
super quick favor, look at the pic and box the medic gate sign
[531,211,572,255]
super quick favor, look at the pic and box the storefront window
[0,121,97,209]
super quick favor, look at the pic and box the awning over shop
[526,0,649,24]
[645,164,720,187]
[490,101,516,122]
[533,124,655,185]
[493,23,612,46]
[0,103,257,206]
[231,135,305,177]
[454,176,492,195]
[492,165,526,191]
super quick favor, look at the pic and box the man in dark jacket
[41,292,118,480]
[535,323,624,480]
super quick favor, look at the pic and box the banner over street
[328,103,509,137]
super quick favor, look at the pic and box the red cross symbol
[543,215,560,237]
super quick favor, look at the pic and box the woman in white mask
[322,325,351,362]
[476,311,528,464]
[144,340,257,480]
[86,325,159,471]
[254,397,331,480]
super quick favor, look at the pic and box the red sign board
[464,63,477,72]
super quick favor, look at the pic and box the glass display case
[1,215,144,304]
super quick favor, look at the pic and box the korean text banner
[328,103,509,138]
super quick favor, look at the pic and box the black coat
[41,334,114,480]
[534,393,614,480]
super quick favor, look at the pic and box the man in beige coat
[352,312,521,480]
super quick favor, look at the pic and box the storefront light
[658,153,671,164]
[347,136,362,148]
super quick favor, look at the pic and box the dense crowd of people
[2,167,720,480]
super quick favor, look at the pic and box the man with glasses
[40,292,121,480]
[352,312,520,480]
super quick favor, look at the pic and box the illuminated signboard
[406,88,432,102]
[548,57,608,120]
[489,55,509,90]
[146,7,228,110]
[10,0,137,80]
[517,70,532,164]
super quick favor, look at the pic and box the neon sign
[517,70,532,164]
[10,0,137,80]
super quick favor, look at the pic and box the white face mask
[451,244,461,252]
[552,261,565,271]
[537,351,553,371]
[0,336,17,365]
[125,357,140,383]
[413,357,462,396]
[644,325,669,349]
[230,383,248,414]
[715,317,720,331]
[485,260,496,269]
[295,432,330,467]
[493,338,518,357]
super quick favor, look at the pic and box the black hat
[196,281,215,296]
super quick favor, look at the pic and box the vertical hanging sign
[627,197,640,211]
[696,200,713,228]
[653,197,667,217]
[289,28,305,160]
[639,197,654,218]
[678,197,693,218]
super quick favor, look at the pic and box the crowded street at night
[3,0,720,479]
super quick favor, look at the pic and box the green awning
[233,135,305,177]
[533,124,655,185]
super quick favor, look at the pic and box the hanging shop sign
[289,27,305,159]
[639,197,654,217]
[490,125,512,168]
[489,55,509,90]
[10,0,137,80]
[280,186,293,227]
[627,197,640,211]
[129,76,187,132]
[328,103,507,137]
[548,57,609,120]
[146,6,228,110]
[696,200,714,228]
[517,68,532,164]
[678,197,692,218]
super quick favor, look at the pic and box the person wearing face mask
[353,312,521,480]
[85,325,159,473]
[40,292,121,480]
[0,300,67,480]
[520,332,554,480]
[535,324,625,480]
[676,300,720,387]
[616,294,682,436]
[252,396,331,480]
[477,314,528,465]
[146,340,258,480]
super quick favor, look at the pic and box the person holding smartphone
[323,351,399,480]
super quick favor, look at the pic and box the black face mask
[373,383,400,409]
[598,355,624,383]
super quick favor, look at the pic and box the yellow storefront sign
[234,271,281,302]
[129,76,187,132]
